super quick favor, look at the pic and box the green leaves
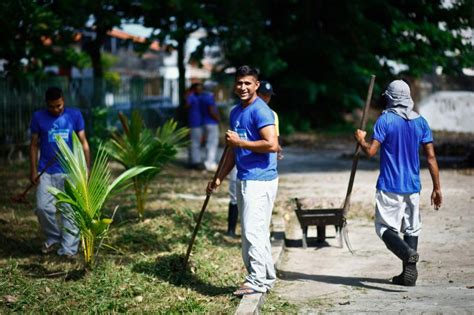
[106,111,189,218]
[49,132,153,267]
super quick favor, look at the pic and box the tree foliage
[0,0,82,79]
[0,0,471,126]
[106,112,189,219]
[207,0,473,127]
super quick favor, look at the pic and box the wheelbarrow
[294,75,376,252]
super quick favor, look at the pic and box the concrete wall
[419,91,474,133]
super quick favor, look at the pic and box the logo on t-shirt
[48,129,69,143]
[235,128,247,140]
[234,121,248,140]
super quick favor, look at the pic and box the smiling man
[30,87,90,258]
[207,65,279,296]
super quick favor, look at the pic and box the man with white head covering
[354,79,442,286]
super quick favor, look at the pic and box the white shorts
[375,190,421,238]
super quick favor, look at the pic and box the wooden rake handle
[11,155,57,203]
[342,75,376,216]
[183,145,231,268]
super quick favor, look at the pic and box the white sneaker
[204,161,218,172]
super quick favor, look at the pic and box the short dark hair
[45,87,63,101]
[235,65,260,80]
[190,82,202,90]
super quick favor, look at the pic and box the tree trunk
[177,35,186,111]
[88,29,106,78]
[134,178,145,220]
[82,235,94,269]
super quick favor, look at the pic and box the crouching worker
[354,80,442,286]
[207,65,279,295]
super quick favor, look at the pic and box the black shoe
[404,235,418,251]
[392,235,419,286]
[225,230,236,238]
[227,203,238,237]
[382,230,419,286]
[392,264,417,286]
[382,230,419,263]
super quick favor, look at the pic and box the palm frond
[49,132,151,268]
[105,111,189,218]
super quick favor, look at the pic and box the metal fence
[0,77,171,160]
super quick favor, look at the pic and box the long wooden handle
[183,146,231,267]
[342,75,376,216]
[19,155,57,197]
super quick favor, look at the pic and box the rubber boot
[226,203,238,237]
[382,230,419,286]
[393,235,419,286]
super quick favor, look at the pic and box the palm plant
[106,111,189,219]
[49,133,153,268]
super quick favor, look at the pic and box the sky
[120,23,153,38]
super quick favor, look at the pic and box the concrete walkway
[271,147,474,313]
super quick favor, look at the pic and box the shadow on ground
[132,253,235,297]
[18,262,87,281]
[277,270,406,293]
[284,237,338,248]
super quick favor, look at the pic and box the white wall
[419,91,474,133]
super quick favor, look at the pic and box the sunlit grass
[0,160,271,312]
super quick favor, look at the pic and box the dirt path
[273,146,474,313]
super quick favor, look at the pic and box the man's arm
[226,125,278,153]
[208,105,220,122]
[354,129,381,157]
[423,143,442,210]
[30,133,40,184]
[77,130,91,170]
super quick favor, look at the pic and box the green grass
[0,160,293,312]
[262,292,298,313]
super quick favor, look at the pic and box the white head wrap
[382,80,419,120]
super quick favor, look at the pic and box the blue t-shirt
[230,97,277,181]
[372,112,433,194]
[187,93,202,128]
[200,92,218,125]
[30,108,85,174]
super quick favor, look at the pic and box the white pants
[375,190,421,238]
[189,127,203,165]
[237,177,279,293]
[36,173,79,255]
[204,124,219,169]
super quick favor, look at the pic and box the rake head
[10,193,31,205]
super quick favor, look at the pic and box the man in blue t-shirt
[200,81,220,171]
[207,66,279,296]
[30,87,90,257]
[186,83,203,169]
[354,80,442,286]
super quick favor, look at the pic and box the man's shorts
[375,190,421,238]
